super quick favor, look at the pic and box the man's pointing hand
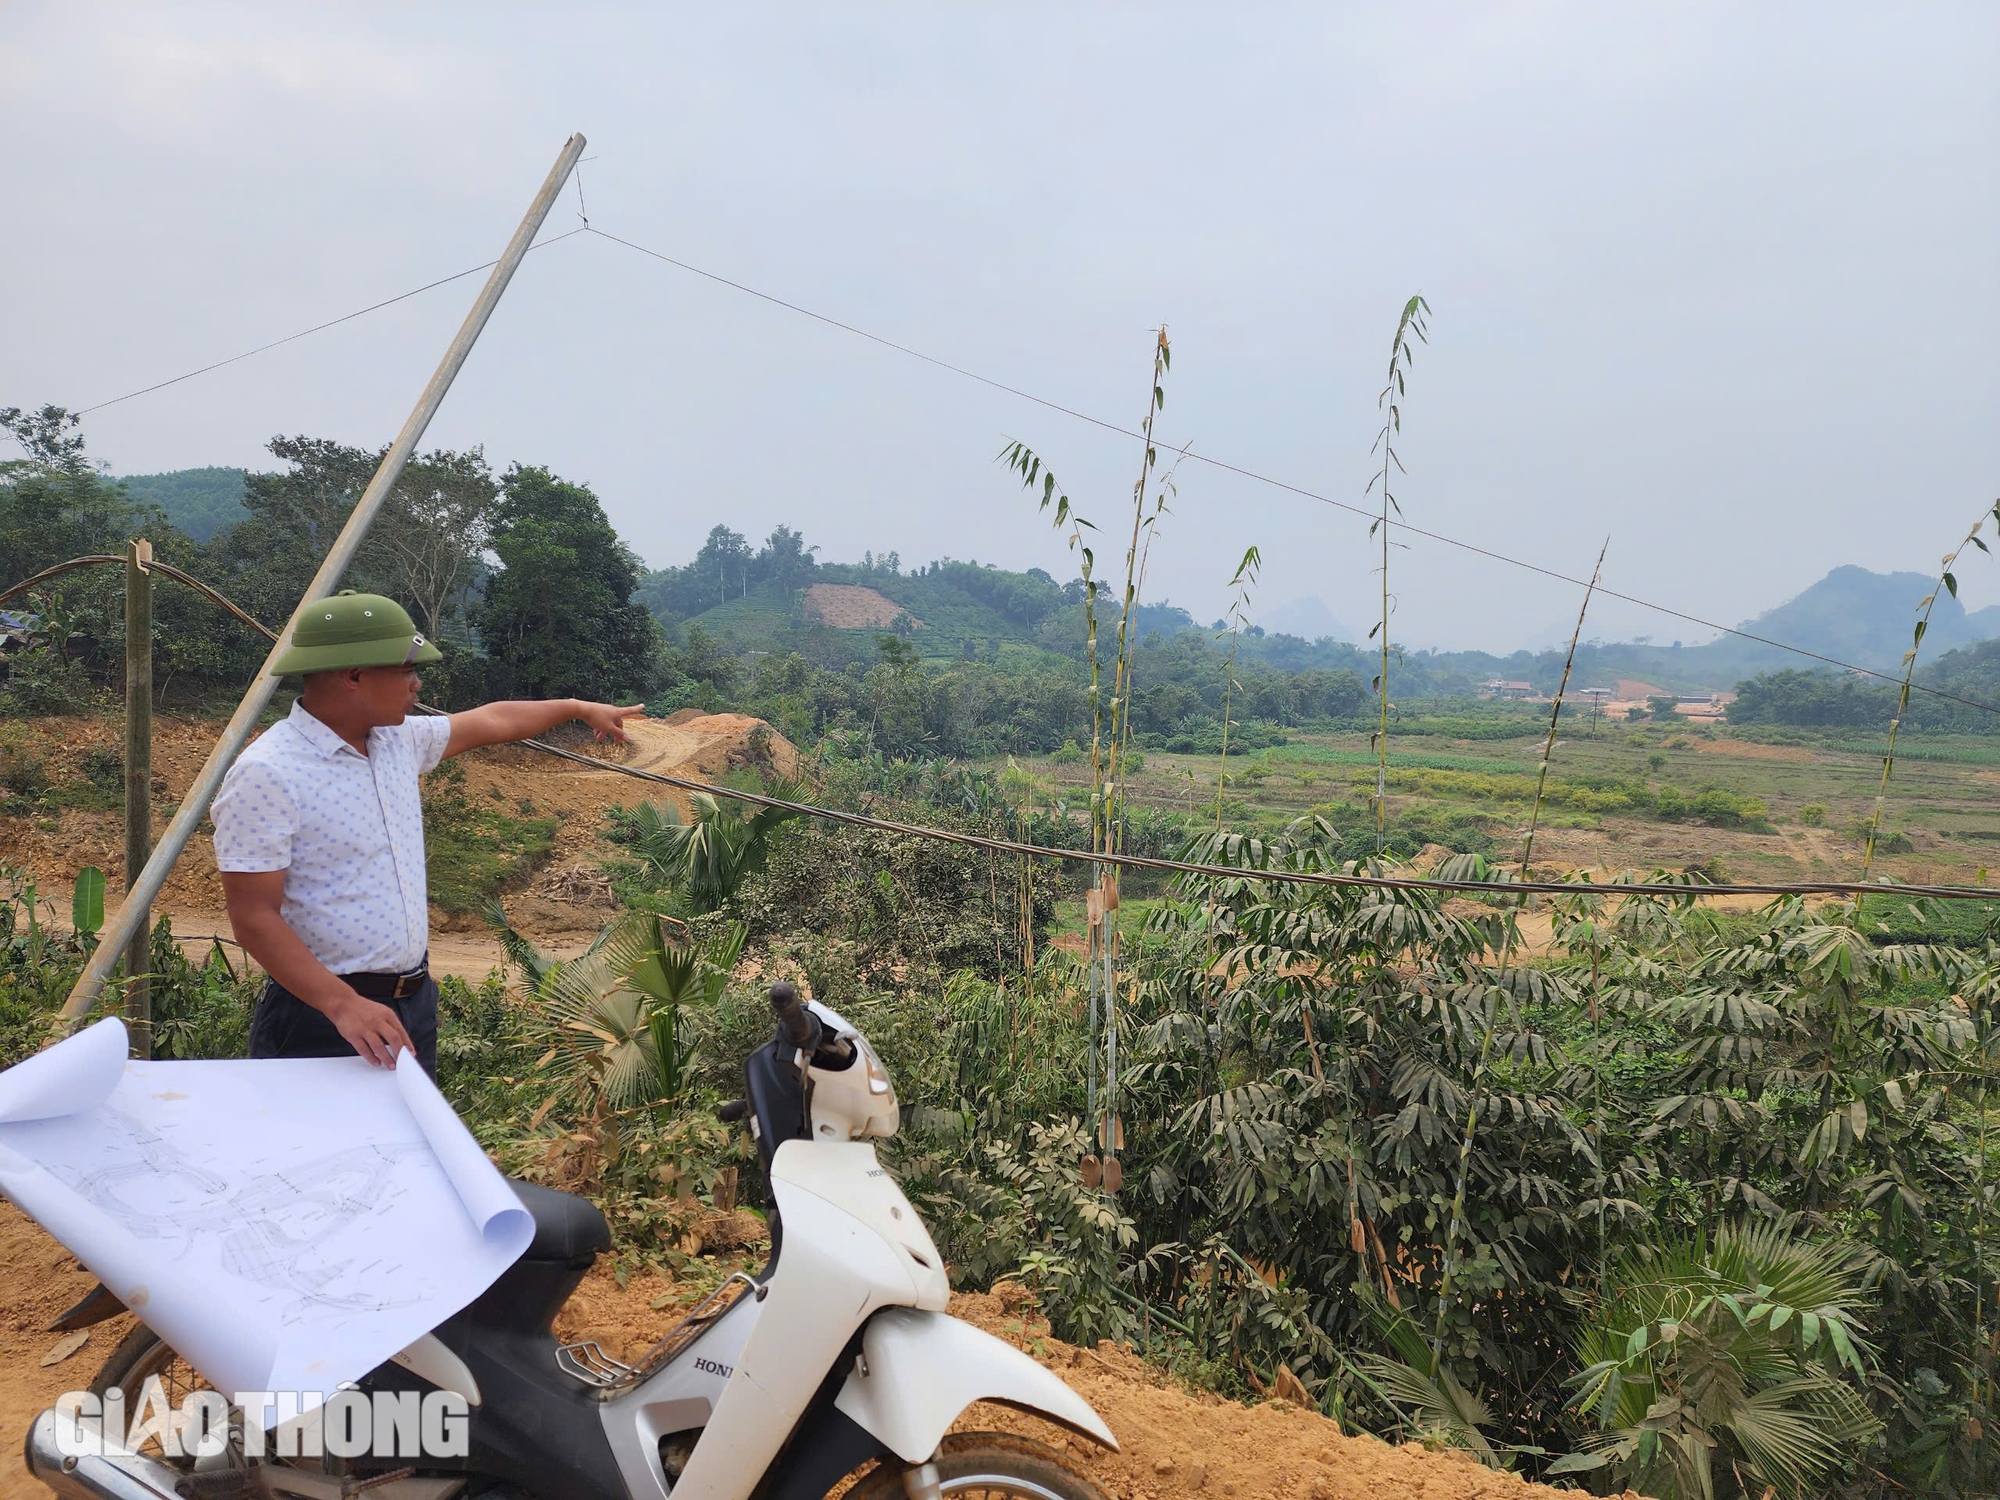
[576,701,647,744]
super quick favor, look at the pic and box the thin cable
[486,734,2000,903]
[73,228,589,416]
[584,225,2000,720]
[43,216,1996,719]
[47,218,1998,717]
[11,550,2000,903]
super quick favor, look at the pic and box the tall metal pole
[63,132,587,1020]
[123,538,154,1059]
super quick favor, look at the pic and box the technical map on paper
[0,1019,532,1397]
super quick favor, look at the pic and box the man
[212,590,643,1077]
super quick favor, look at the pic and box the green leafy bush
[0,644,99,715]
[421,760,558,913]
[1651,784,1773,831]
[1556,1225,1879,1499]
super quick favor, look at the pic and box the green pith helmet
[269,590,443,675]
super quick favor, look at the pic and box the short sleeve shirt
[211,701,452,974]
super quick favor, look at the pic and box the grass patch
[1827,738,2000,766]
[1267,743,1528,775]
[0,731,123,815]
[422,762,559,914]
[1325,708,1551,740]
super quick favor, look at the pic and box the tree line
[1729,654,2000,733]
[1,411,1369,756]
[0,405,657,713]
[21,402,1965,756]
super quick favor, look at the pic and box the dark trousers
[248,974,440,1080]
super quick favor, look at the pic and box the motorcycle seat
[509,1179,612,1262]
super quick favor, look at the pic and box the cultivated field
[1014,718,2000,890]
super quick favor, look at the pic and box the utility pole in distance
[124,537,154,1058]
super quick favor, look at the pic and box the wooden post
[124,538,154,1059]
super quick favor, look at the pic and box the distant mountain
[119,467,250,542]
[1734,564,1998,672]
[1262,596,1356,643]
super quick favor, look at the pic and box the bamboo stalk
[1520,539,1607,877]
[1863,501,2000,881]
[1367,297,1429,856]
[123,538,154,1059]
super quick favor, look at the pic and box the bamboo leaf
[71,867,104,939]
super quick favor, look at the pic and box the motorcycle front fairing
[601,1139,947,1500]
[599,1012,1118,1500]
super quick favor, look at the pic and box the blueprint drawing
[0,1019,532,1397]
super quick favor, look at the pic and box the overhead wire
[7,553,1998,905]
[32,219,2000,718]
[580,225,2000,720]
[72,228,589,416]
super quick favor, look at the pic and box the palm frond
[481,898,554,985]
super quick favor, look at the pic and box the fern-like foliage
[1553,1222,1880,1499]
[533,911,745,1109]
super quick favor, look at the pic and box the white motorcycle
[27,982,1117,1500]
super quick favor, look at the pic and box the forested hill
[635,522,2000,698]
[119,467,251,542]
[109,471,1998,686]
[1732,564,2000,669]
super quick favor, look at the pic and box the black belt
[332,961,431,1000]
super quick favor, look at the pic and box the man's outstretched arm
[442,699,645,759]
[222,870,415,1068]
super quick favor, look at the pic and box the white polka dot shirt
[211,700,452,975]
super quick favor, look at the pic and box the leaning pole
[62,132,589,1022]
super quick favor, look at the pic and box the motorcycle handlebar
[768,981,817,1049]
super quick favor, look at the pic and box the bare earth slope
[0,710,800,977]
[0,1202,1630,1500]
[800,583,920,629]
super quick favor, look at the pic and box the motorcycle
[25,983,1117,1500]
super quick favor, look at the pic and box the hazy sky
[3,4,1994,651]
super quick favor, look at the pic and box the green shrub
[141,919,258,1060]
[421,761,559,913]
[1799,802,1828,827]
[1652,784,1772,831]
[0,736,50,815]
[1049,740,1084,766]
[0,645,99,715]
[42,745,125,812]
